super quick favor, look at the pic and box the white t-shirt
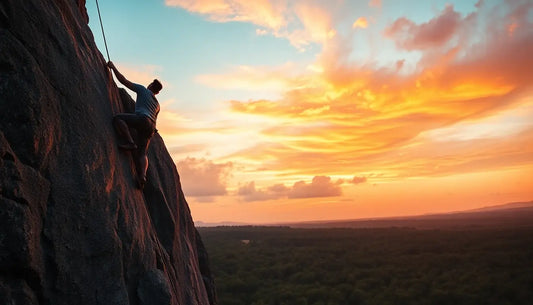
[133,83,160,123]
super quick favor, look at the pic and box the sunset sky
[87,0,533,224]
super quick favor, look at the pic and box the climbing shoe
[136,175,146,190]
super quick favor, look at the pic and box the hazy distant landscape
[198,202,533,305]
[283,201,533,229]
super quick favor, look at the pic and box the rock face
[0,1,217,304]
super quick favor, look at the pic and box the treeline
[198,226,533,305]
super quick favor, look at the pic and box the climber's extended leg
[135,154,148,189]
[132,117,155,190]
[134,134,152,189]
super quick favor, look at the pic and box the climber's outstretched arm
[107,61,135,91]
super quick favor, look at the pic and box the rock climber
[107,61,162,189]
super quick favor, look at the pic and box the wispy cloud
[165,0,286,30]
[165,0,336,50]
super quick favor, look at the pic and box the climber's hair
[150,79,163,94]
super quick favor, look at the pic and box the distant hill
[195,201,533,229]
[195,221,249,227]
[284,201,533,229]
[466,200,533,212]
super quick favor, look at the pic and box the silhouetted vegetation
[198,225,533,305]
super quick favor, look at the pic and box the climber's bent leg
[113,113,141,150]
[133,118,155,189]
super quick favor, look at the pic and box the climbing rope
[95,0,111,61]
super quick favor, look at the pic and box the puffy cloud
[288,176,343,198]
[352,17,368,29]
[351,176,367,184]
[384,4,462,50]
[176,157,233,197]
[237,176,345,201]
[237,181,289,201]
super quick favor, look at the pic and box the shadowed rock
[0,1,217,304]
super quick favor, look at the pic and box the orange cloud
[353,17,368,29]
[237,176,345,202]
[237,181,289,201]
[351,176,367,184]
[288,176,343,198]
[177,157,233,197]
[384,4,461,50]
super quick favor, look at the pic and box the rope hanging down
[95,0,110,61]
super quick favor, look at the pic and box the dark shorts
[114,113,155,154]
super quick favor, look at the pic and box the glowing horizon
[87,0,533,223]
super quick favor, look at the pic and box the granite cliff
[0,0,216,304]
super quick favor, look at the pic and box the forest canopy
[199,225,533,305]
